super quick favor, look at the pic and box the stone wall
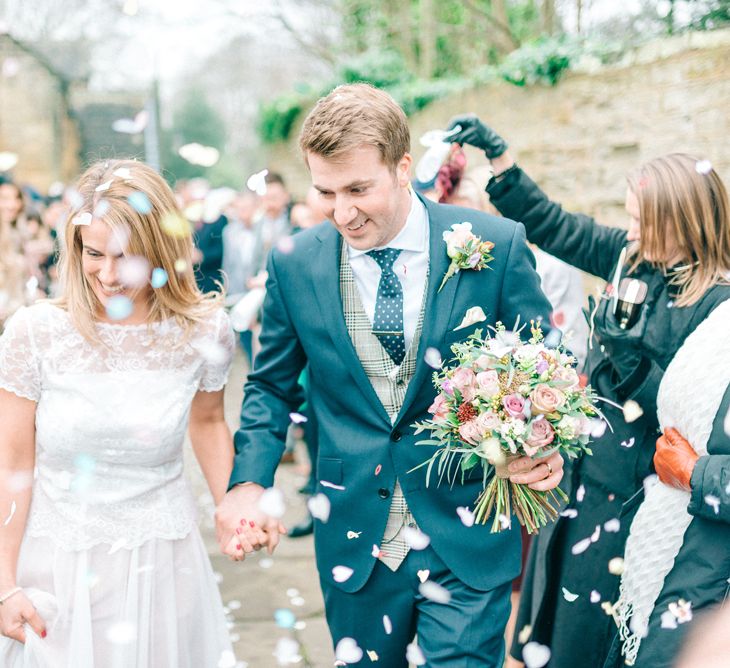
[270,28,730,233]
[0,35,80,189]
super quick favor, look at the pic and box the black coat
[486,167,730,667]
[193,214,228,293]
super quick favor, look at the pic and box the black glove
[446,114,508,159]
[584,294,649,382]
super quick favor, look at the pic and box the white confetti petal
[335,637,363,663]
[406,643,426,666]
[0,151,18,171]
[259,558,274,569]
[382,615,393,635]
[113,167,132,180]
[660,610,678,629]
[246,169,269,196]
[418,581,451,604]
[523,641,551,668]
[562,587,579,602]
[724,404,730,436]
[424,347,442,369]
[589,419,608,438]
[346,531,361,539]
[320,480,346,491]
[95,180,112,192]
[273,637,301,664]
[366,649,379,661]
[456,506,475,527]
[590,525,601,543]
[604,519,621,533]
[371,544,381,558]
[590,590,601,603]
[622,400,644,423]
[258,487,286,518]
[517,624,532,645]
[307,493,330,522]
[695,159,713,175]
[608,557,625,575]
[217,649,237,668]
[576,484,586,503]
[620,437,635,448]
[72,211,92,226]
[178,142,220,167]
[571,537,592,555]
[403,526,430,550]
[705,494,720,514]
[332,565,354,583]
[417,569,430,583]
[560,508,578,518]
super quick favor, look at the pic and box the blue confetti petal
[274,608,296,629]
[151,267,168,288]
[128,191,152,214]
[106,295,133,321]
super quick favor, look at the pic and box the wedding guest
[216,84,565,667]
[0,159,253,666]
[249,171,291,277]
[0,178,30,327]
[606,300,730,667]
[448,115,730,668]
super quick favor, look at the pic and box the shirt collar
[348,190,429,259]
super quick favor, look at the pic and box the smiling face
[308,145,413,250]
[80,218,152,322]
[0,183,23,225]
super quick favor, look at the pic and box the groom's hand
[507,451,564,491]
[215,482,286,560]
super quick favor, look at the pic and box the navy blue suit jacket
[231,196,553,593]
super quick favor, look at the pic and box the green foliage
[257,93,306,145]
[339,50,412,88]
[499,36,579,87]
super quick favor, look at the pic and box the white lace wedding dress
[0,303,237,668]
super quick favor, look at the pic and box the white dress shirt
[347,192,429,352]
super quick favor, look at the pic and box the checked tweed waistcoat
[340,243,427,571]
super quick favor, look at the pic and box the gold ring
[546,462,553,476]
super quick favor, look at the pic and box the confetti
[417,569,430,583]
[590,590,601,603]
[118,256,150,288]
[273,637,301,665]
[576,484,586,503]
[95,180,112,193]
[335,637,363,664]
[113,167,132,180]
[374,464,382,476]
[259,558,274,569]
[620,437,635,449]
[403,527,430,550]
[106,295,133,321]
[227,599,242,611]
[371,545,382,558]
[366,649,379,661]
[161,213,191,238]
[150,268,168,288]
[589,419,607,438]
[608,557,625,575]
[562,587,579,602]
[405,643,426,666]
[604,519,621,533]
[307,494,331,522]
[695,159,713,175]
[498,514,512,530]
[454,306,487,331]
[623,400,644,423]
[424,347,442,369]
[289,412,308,424]
[3,501,16,526]
[456,506,475,527]
[246,169,269,196]
[258,487,286,518]
[668,599,693,623]
[560,508,578,519]
[217,650,237,668]
[419,581,451,604]
[590,525,601,543]
[383,615,392,635]
[517,624,532,644]
[72,212,92,226]
[174,259,188,273]
[179,142,220,167]
[660,610,678,629]
[112,110,148,134]
[286,588,299,598]
[128,192,152,214]
[571,537,592,555]
[704,494,720,514]
[274,609,296,629]
[0,151,18,171]
[522,641,551,668]
[332,565,354,583]
[320,480,345,491]
[277,237,295,254]
[105,621,136,644]
[346,531,361,539]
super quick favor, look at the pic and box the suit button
[391,430,402,442]
[378,488,390,499]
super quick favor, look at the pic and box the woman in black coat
[447,115,730,668]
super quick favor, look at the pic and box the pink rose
[475,411,500,435]
[502,393,526,419]
[428,394,450,423]
[524,417,555,456]
[458,419,483,445]
[476,370,500,398]
[441,378,454,396]
[530,384,566,414]
[474,354,495,370]
[551,366,580,390]
[451,367,477,402]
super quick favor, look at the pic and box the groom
[216,84,564,666]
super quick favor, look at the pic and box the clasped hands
[215,483,286,561]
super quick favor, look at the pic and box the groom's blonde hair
[299,83,410,172]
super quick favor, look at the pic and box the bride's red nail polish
[41,630,47,639]
[249,521,255,528]
[240,519,247,526]
[236,544,242,550]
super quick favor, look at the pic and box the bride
[0,160,259,666]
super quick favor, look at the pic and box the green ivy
[499,37,580,87]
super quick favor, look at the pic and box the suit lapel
[396,196,462,423]
[311,224,391,426]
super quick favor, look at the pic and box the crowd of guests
[1,95,729,667]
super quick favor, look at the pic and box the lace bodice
[0,303,234,550]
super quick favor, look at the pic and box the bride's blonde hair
[626,153,730,307]
[55,159,221,341]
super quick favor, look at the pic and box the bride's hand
[0,589,46,644]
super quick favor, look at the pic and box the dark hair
[265,172,286,188]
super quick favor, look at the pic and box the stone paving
[185,349,334,667]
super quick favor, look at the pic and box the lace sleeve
[197,308,235,392]
[0,306,41,401]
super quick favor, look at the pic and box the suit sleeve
[229,251,307,490]
[496,223,554,338]
[487,167,628,282]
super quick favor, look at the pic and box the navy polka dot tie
[368,248,405,366]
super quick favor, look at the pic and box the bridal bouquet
[413,321,600,533]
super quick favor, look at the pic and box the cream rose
[530,384,566,414]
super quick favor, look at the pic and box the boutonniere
[439,222,495,291]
